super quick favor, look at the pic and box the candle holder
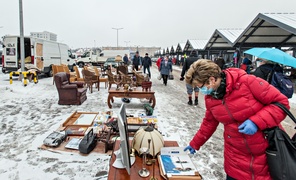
[149,159,158,180]
[138,147,150,177]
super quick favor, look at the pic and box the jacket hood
[223,68,247,96]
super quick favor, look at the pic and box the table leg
[151,95,156,108]
[107,94,113,108]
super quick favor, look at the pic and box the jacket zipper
[223,98,255,180]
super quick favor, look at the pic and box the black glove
[180,76,184,81]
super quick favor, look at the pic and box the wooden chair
[52,64,66,85]
[98,68,108,89]
[52,65,58,85]
[117,65,128,75]
[93,67,108,89]
[107,70,117,90]
[63,64,77,82]
[73,65,84,82]
[82,69,98,93]
[133,70,144,86]
[118,71,132,86]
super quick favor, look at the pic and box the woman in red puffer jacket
[184,59,289,180]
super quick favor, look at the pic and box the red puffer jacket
[189,68,289,180]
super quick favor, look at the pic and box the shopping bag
[157,72,162,80]
[168,72,174,80]
[264,102,296,180]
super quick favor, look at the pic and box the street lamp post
[19,0,25,72]
[112,27,123,48]
[124,41,130,47]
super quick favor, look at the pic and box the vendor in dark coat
[132,51,142,71]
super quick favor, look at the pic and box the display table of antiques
[39,111,116,154]
[108,140,202,180]
[107,87,156,108]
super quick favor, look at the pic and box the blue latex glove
[184,145,196,154]
[238,119,258,135]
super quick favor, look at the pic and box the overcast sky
[1,0,295,49]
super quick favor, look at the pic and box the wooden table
[108,141,178,180]
[107,87,156,108]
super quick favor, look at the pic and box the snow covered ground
[0,65,295,180]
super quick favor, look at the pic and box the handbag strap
[273,102,296,125]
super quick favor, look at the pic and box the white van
[2,35,75,76]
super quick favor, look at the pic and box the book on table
[65,138,82,150]
[158,147,198,176]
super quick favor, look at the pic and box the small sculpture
[113,74,122,90]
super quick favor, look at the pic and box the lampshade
[131,126,164,157]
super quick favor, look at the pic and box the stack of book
[158,147,202,180]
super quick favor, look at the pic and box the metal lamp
[131,126,164,157]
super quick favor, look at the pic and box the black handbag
[79,128,97,154]
[264,102,296,180]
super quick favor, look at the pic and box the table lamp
[131,126,164,157]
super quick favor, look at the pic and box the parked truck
[1,35,75,76]
[76,50,106,68]
[76,49,131,68]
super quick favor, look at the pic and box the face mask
[200,86,214,95]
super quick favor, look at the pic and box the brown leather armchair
[54,72,87,105]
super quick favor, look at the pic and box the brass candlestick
[138,147,150,177]
[150,159,157,180]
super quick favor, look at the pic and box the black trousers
[143,66,151,77]
[162,74,168,85]
[133,65,139,71]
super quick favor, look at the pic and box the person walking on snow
[180,50,199,105]
[142,53,152,78]
[159,56,172,86]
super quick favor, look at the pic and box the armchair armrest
[62,84,78,89]
[70,82,84,88]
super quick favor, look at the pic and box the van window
[6,48,16,56]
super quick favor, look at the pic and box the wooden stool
[99,77,108,89]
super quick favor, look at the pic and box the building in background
[102,46,161,57]
[30,31,57,42]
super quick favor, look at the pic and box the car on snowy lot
[103,57,122,71]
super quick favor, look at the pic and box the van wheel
[78,62,84,68]
[48,69,53,77]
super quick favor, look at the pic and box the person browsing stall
[123,54,129,65]
[132,51,142,71]
[184,59,289,180]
